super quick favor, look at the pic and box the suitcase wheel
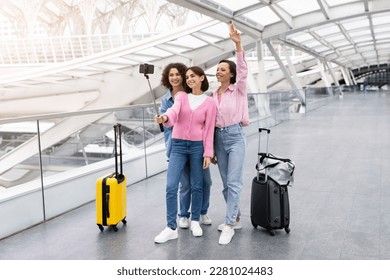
[269,230,275,236]
[285,226,290,234]
[111,225,118,232]
[250,217,258,229]
[122,218,127,225]
[98,224,104,232]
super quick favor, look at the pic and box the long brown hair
[185,66,209,92]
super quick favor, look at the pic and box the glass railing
[0,87,340,190]
[0,104,163,188]
[0,87,341,239]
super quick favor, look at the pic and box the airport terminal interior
[1,0,390,260]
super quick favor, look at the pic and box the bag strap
[259,152,292,163]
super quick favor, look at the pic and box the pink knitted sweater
[164,92,217,157]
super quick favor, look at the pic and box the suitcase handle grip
[259,128,270,133]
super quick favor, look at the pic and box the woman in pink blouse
[212,22,249,245]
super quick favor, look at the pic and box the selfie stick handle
[144,73,164,132]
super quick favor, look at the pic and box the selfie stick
[142,64,164,132]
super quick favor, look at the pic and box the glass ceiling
[0,0,389,119]
[169,0,390,69]
[1,0,389,86]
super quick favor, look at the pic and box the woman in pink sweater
[154,66,217,244]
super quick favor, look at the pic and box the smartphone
[139,63,154,75]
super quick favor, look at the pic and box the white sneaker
[190,221,203,237]
[179,217,189,229]
[217,221,242,231]
[200,214,212,225]
[154,227,178,244]
[219,225,235,245]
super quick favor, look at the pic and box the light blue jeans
[179,166,212,218]
[166,139,204,229]
[214,123,246,225]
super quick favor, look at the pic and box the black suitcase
[250,128,293,236]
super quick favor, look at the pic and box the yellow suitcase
[96,124,127,232]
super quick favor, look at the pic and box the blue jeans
[179,165,212,218]
[214,123,246,225]
[166,139,204,229]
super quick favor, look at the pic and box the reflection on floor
[0,92,390,260]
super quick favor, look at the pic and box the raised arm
[229,21,243,52]
[229,22,247,95]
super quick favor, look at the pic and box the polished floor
[1,91,390,260]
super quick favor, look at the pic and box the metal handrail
[0,103,151,124]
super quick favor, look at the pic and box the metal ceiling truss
[168,0,390,72]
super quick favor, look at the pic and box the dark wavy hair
[160,62,187,91]
[185,66,209,92]
[219,59,237,84]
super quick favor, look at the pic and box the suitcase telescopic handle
[114,125,118,175]
[258,127,270,155]
[113,123,124,179]
[257,127,271,182]
[117,123,123,175]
